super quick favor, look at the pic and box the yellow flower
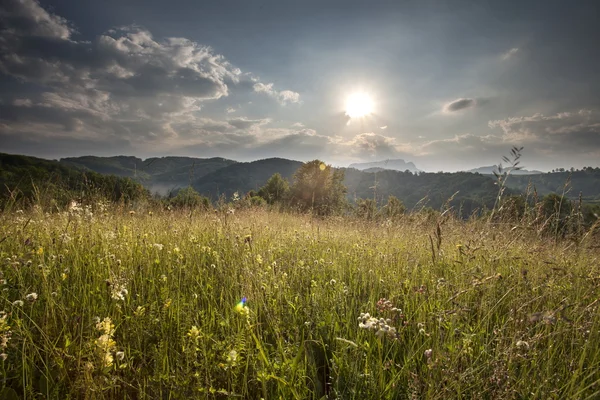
[96,317,115,336]
[187,326,201,341]
[163,298,172,309]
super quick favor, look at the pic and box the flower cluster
[95,317,122,368]
[0,311,11,361]
[107,276,128,301]
[376,298,402,313]
[358,313,399,340]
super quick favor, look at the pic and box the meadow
[0,204,599,399]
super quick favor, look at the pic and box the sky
[1,0,600,172]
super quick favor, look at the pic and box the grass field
[0,205,599,399]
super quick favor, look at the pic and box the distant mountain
[61,156,236,193]
[349,159,420,173]
[467,165,543,175]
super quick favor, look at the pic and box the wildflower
[96,334,116,351]
[153,243,164,251]
[235,297,247,314]
[357,313,398,340]
[25,292,38,302]
[134,306,146,317]
[110,283,128,301]
[116,351,125,361]
[516,340,530,349]
[163,298,172,309]
[96,317,115,336]
[187,325,201,341]
[424,349,433,359]
[68,201,82,213]
[173,247,180,254]
[101,351,114,368]
[226,349,238,364]
[129,210,135,216]
[12,300,24,307]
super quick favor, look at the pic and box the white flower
[516,340,529,349]
[116,351,125,361]
[424,349,433,359]
[153,243,164,251]
[12,300,24,307]
[25,293,38,302]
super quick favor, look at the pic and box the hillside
[190,158,508,216]
[61,155,236,193]
[0,153,148,207]
[191,158,303,198]
[344,169,506,216]
[502,168,600,203]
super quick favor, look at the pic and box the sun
[345,92,374,118]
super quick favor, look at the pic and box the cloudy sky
[1,0,599,171]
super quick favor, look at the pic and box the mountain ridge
[348,159,421,173]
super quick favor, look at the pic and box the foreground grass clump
[0,206,599,399]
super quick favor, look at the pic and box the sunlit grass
[0,205,599,398]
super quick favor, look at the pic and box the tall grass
[0,203,599,399]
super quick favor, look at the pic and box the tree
[356,198,378,219]
[258,173,290,204]
[289,160,347,215]
[384,195,406,219]
[169,186,210,209]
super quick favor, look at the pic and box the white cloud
[253,82,301,105]
[501,47,519,60]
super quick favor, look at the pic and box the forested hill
[343,169,509,215]
[191,158,303,197]
[60,155,237,193]
[501,168,600,203]
[7,153,600,215]
[0,153,148,207]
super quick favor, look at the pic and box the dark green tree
[384,195,406,219]
[169,186,210,209]
[289,160,347,215]
[258,173,290,204]
[356,198,378,219]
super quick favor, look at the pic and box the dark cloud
[0,0,300,153]
[443,98,476,113]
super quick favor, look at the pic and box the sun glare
[345,92,374,118]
